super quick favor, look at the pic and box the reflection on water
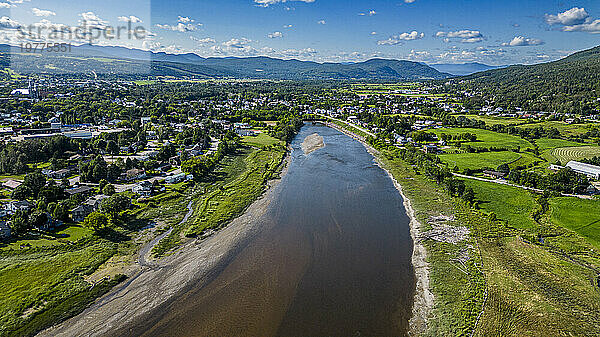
[127,124,415,337]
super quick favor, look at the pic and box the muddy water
[126,124,415,337]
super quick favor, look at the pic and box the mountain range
[0,44,450,81]
[429,62,503,76]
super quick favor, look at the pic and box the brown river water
[120,124,416,337]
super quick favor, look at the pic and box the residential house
[71,194,109,222]
[65,185,94,197]
[2,179,22,190]
[0,221,11,238]
[5,200,32,214]
[121,168,146,182]
[132,181,153,197]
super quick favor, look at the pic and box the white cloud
[436,30,484,43]
[562,19,600,34]
[254,0,315,8]
[223,38,252,48]
[371,31,377,35]
[359,10,376,16]
[377,31,424,45]
[502,36,544,46]
[32,8,55,17]
[317,20,326,25]
[0,3,13,8]
[404,0,416,3]
[156,22,199,32]
[79,11,108,30]
[118,16,142,23]
[190,36,216,44]
[545,7,589,25]
[178,16,193,23]
[283,24,293,28]
[0,16,20,29]
[267,31,283,38]
[281,47,317,57]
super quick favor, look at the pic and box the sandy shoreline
[37,154,291,337]
[326,122,433,336]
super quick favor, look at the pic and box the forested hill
[455,45,600,114]
[0,44,449,81]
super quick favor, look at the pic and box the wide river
[129,124,415,337]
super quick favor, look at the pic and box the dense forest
[451,45,600,114]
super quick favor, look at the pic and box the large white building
[566,161,600,180]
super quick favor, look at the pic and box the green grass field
[463,179,538,230]
[432,128,534,150]
[241,133,283,147]
[549,197,600,250]
[438,151,521,171]
[0,241,119,336]
[534,138,586,152]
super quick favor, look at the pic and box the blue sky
[2,0,600,65]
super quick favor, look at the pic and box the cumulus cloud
[436,30,484,43]
[267,31,283,38]
[190,36,216,44]
[0,16,20,29]
[377,31,424,45]
[156,16,201,32]
[0,3,13,8]
[79,12,108,30]
[281,47,317,57]
[118,16,142,23]
[223,37,252,48]
[317,20,326,25]
[254,0,315,7]
[562,19,600,33]
[545,7,589,25]
[359,10,376,16]
[32,8,56,17]
[404,0,416,3]
[502,36,544,46]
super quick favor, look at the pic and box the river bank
[324,121,433,335]
[37,150,291,337]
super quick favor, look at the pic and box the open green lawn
[509,152,545,169]
[0,241,120,336]
[550,197,600,250]
[534,138,587,152]
[1,225,94,250]
[241,133,283,147]
[463,179,538,230]
[432,128,534,150]
[438,151,521,171]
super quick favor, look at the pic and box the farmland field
[438,151,520,171]
[549,197,600,250]
[517,121,592,137]
[463,179,538,230]
[432,128,534,150]
[454,115,527,126]
[550,146,600,164]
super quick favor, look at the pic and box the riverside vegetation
[334,119,600,337]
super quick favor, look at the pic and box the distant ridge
[429,62,504,76]
[0,44,450,81]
